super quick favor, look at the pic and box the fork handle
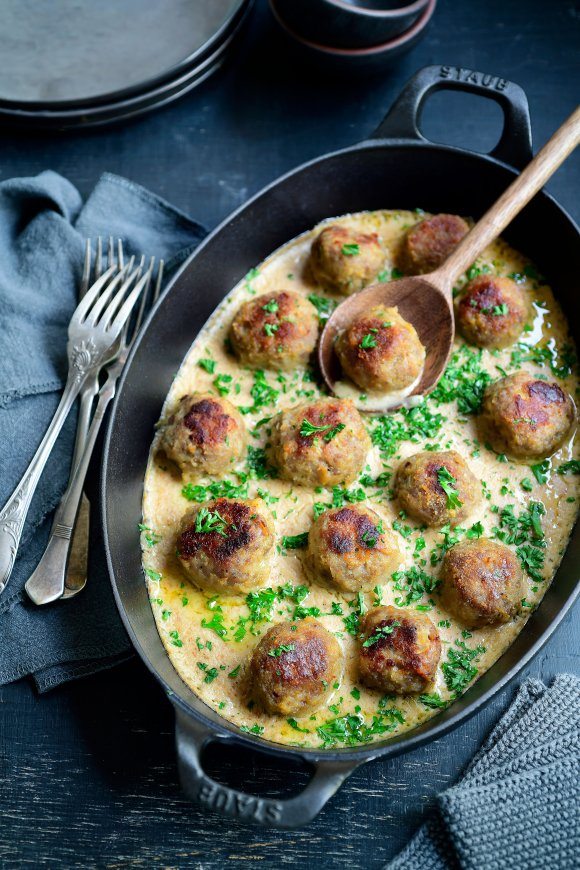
[25,372,117,605]
[0,372,85,596]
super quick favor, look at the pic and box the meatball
[159,393,246,477]
[230,290,319,371]
[266,397,371,488]
[250,618,344,716]
[306,505,402,593]
[457,275,529,349]
[358,606,441,694]
[399,213,469,275]
[310,224,384,295]
[176,498,275,594]
[440,539,525,628]
[335,304,425,393]
[481,372,575,459]
[394,450,481,528]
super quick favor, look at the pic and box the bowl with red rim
[271,0,430,50]
[269,0,437,72]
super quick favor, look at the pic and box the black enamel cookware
[102,65,580,828]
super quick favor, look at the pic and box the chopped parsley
[262,299,279,313]
[182,477,249,503]
[442,639,485,697]
[213,373,233,396]
[492,502,546,582]
[362,621,399,648]
[138,524,161,547]
[287,718,310,733]
[198,358,216,373]
[360,332,378,349]
[392,566,439,607]
[419,693,448,709]
[430,345,491,415]
[169,630,183,648]
[307,293,337,323]
[341,243,360,256]
[194,507,228,536]
[247,445,276,479]
[281,532,309,550]
[240,369,280,414]
[264,322,279,337]
[317,704,404,747]
[267,643,295,657]
[437,467,463,510]
[558,460,580,475]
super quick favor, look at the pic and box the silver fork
[62,238,122,600]
[0,253,152,596]
[26,252,164,605]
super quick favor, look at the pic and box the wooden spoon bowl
[319,274,454,412]
[318,105,580,413]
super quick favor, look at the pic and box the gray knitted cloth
[387,674,580,870]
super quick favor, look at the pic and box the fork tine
[83,257,136,327]
[72,262,126,325]
[92,259,142,330]
[80,239,91,299]
[94,237,103,280]
[130,257,155,340]
[107,236,115,271]
[152,260,164,304]
[117,238,124,269]
[104,260,155,336]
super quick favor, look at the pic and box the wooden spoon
[319,106,580,413]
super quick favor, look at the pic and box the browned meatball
[266,397,371,488]
[358,606,441,694]
[306,505,402,593]
[230,290,319,371]
[176,498,275,594]
[335,304,425,393]
[159,393,247,477]
[481,372,576,459]
[440,539,525,628]
[394,450,481,528]
[400,213,469,275]
[310,224,384,295]
[250,618,344,716]
[457,275,529,349]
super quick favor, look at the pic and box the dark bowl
[269,0,436,73]
[272,0,429,49]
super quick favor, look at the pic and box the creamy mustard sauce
[142,210,579,749]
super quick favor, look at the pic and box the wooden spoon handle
[434,105,580,289]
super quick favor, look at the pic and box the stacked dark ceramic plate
[0,0,254,130]
[269,0,437,71]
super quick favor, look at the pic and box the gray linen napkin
[386,674,580,870]
[0,170,206,692]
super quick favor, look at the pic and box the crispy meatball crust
[310,224,384,295]
[335,304,426,392]
[457,275,529,349]
[266,397,371,488]
[481,372,576,459]
[250,618,344,716]
[306,505,402,593]
[230,290,319,371]
[159,393,247,477]
[358,606,441,694]
[176,498,275,594]
[400,213,469,275]
[440,539,525,628]
[394,450,481,528]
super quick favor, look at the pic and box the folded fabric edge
[33,650,135,693]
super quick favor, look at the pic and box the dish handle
[174,707,365,828]
[367,64,533,170]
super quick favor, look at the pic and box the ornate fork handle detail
[25,367,120,604]
[0,338,103,595]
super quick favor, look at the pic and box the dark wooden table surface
[1,1,579,867]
